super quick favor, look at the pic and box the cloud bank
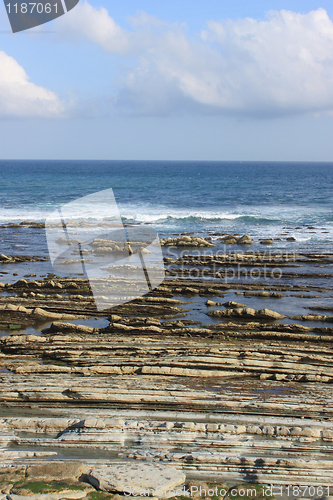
[0,51,65,117]
[57,2,333,118]
[2,2,332,119]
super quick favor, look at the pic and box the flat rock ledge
[161,236,215,247]
[0,462,95,500]
[88,464,185,494]
[207,307,285,320]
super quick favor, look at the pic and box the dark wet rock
[208,307,285,320]
[308,306,333,312]
[161,236,215,247]
[207,307,255,318]
[219,235,238,244]
[206,300,219,306]
[42,322,95,334]
[0,254,12,262]
[181,287,200,294]
[237,234,253,245]
[243,291,283,298]
[260,239,274,245]
[222,301,248,308]
[7,279,28,288]
[0,255,49,265]
[291,314,333,323]
[256,308,285,320]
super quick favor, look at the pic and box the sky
[0,0,332,160]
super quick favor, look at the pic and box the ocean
[0,160,332,254]
[0,160,332,332]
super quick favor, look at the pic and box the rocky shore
[0,234,333,497]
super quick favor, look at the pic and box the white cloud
[0,50,65,117]
[56,1,132,54]
[198,8,333,115]
[57,4,333,118]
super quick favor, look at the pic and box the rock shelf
[161,236,216,248]
[0,249,333,491]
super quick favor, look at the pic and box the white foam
[0,202,332,247]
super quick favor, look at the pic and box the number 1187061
[6,3,59,14]
[286,485,331,497]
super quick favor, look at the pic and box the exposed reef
[0,246,333,492]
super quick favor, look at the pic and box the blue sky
[0,0,332,160]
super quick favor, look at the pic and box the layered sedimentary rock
[0,249,333,491]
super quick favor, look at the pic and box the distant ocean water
[0,160,332,253]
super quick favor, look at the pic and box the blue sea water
[0,160,332,252]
